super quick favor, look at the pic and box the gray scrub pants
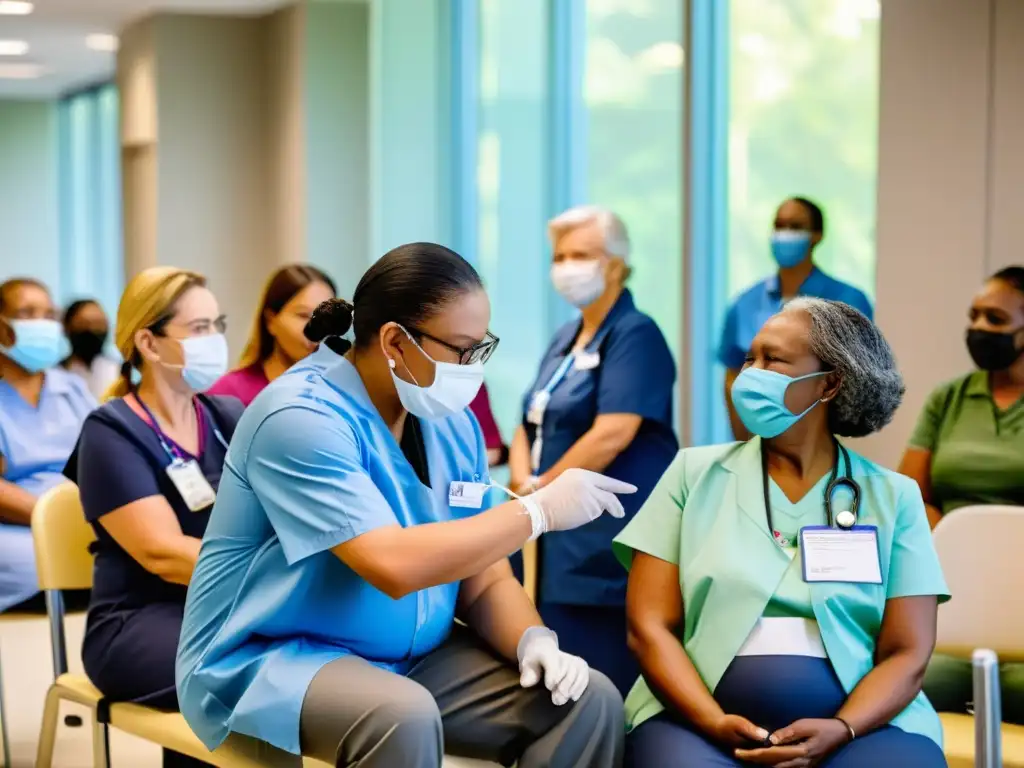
[299,625,625,767]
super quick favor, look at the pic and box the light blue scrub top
[0,367,96,496]
[613,439,951,747]
[176,346,492,755]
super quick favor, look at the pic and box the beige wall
[863,0,1024,467]
[117,3,370,357]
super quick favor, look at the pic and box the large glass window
[727,0,879,299]
[475,0,551,437]
[58,84,123,317]
[584,0,684,361]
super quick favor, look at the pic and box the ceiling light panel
[0,40,29,56]
[0,1,33,15]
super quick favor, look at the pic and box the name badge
[800,526,882,584]
[526,391,550,426]
[166,460,217,512]
[449,481,487,509]
[575,351,601,371]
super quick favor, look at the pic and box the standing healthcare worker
[617,299,949,767]
[719,197,873,440]
[508,205,678,696]
[176,243,632,768]
[0,277,96,613]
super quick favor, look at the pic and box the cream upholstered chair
[932,505,1024,768]
[31,482,498,768]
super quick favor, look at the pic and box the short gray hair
[783,298,904,438]
[547,205,630,261]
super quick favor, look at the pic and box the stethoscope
[760,439,862,542]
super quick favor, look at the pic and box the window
[727,0,879,299]
[58,84,123,318]
[474,0,552,438]
[584,0,684,362]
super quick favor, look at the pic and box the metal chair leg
[0,648,10,768]
[973,648,1003,768]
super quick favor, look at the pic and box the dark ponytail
[304,242,483,352]
[304,298,354,355]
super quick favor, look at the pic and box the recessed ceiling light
[0,40,29,56]
[0,62,45,79]
[86,34,119,52]
[0,1,34,15]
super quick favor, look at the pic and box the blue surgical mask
[771,230,812,268]
[0,319,68,373]
[161,333,229,392]
[731,367,827,438]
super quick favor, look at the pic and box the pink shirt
[207,364,270,407]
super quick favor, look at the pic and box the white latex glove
[517,626,589,706]
[523,468,636,535]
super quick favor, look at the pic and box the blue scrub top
[718,267,874,370]
[176,346,492,755]
[0,367,95,498]
[522,290,678,607]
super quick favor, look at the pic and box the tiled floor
[0,612,161,767]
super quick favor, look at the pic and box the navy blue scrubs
[520,290,677,695]
[63,394,242,711]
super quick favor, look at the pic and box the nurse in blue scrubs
[720,197,873,439]
[508,205,677,696]
[618,298,949,767]
[0,278,95,612]
[176,243,632,768]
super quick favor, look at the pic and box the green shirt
[613,439,950,747]
[762,480,823,620]
[909,371,1024,516]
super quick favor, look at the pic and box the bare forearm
[837,651,928,735]
[925,503,942,529]
[630,624,723,732]
[509,427,531,484]
[540,429,625,485]
[0,479,36,524]
[464,576,543,661]
[143,536,202,585]
[346,501,533,599]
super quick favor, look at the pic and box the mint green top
[613,438,951,748]
[910,371,1024,516]
[762,480,823,620]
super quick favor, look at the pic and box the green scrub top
[910,371,1024,516]
[613,438,951,748]
[762,481,823,620]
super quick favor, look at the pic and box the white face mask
[386,328,484,421]
[158,333,229,392]
[551,259,606,308]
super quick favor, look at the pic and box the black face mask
[69,329,108,365]
[966,328,1024,371]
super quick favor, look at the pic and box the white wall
[864,0,1024,467]
[0,101,60,290]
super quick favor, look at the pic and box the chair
[31,483,498,767]
[932,505,1024,767]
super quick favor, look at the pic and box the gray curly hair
[782,298,905,437]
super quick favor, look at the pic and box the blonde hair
[235,264,336,371]
[104,266,206,401]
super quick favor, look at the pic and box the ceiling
[0,0,289,99]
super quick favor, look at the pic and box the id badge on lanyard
[527,354,577,473]
[800,525,882,584]
[167,459,217,512]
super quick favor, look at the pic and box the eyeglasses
[152,315,228,337]
[408,328,499,366]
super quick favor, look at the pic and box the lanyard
[135,395,198,463]
[760,439,856,543]
[527,353,576,474]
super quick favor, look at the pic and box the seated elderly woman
[615,298,950,768]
